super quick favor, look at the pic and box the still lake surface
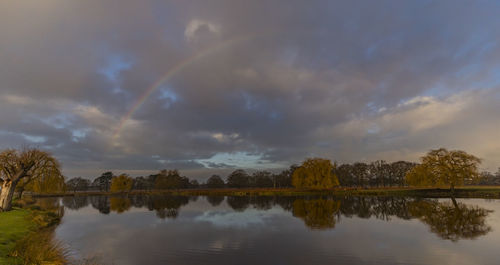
[41,195,500,265]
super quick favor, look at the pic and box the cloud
[1,0,500,179]
[185,19,221,44]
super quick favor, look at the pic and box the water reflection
[59,195,493,241]
[206,195,225,206]
[110,197,131,213]
[292,199,341,229]
[408,199,492,241]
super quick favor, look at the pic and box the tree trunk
[0,180,16,211]
[450,183,455,196]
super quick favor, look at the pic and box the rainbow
[113,35,254,138]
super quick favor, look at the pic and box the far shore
[30,186,500,199]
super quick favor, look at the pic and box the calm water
[43,195,500,265]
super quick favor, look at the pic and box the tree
[406,148,481,194]
[352,162,369,187]
[369,160,391,187]
[391,161,417,187]
[23,172,66,194]
[189,179,200,189]
[66,177,91,192]
[133,176,152,190]
[110,174,133,193]
[92,172,113,191]
[154,170,189,189]
[226,169,250,188]
[292,158,339,189]
[252,171,273,188]
[273,165,296,188]
[335,164,355,187]
[206,175,225,188]
[0,148,61,211]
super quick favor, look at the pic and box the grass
[0,198,66,265]
[0,208,33,264]
[33,185,500,199]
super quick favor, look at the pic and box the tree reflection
[149,195,189,219]
[90,196,110,214]
[110,196,131,214]
[206,196,224,207]
[288,196,492,240]
[60,194,493,242]
[226,196,250,212]
[251,196,273,210]
[62,196,89,210]
[292,198,341,229]
[408,199,492,241]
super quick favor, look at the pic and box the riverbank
[33,186,500,199]
[0,208,32,264]
[0,199,65,264]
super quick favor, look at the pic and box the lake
[41,195,500,265]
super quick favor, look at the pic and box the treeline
[65,156,500,192]
[66,168,295,192]
[65,159,419,192]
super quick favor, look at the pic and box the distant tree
[226,169,250,188]
[92,172,113,191]
[292,158,339,189]
[110,174,133,193]
[189,179,200,189]
[206,175,225,188]
[154,170,189,189]
[133,176,152,190]
[391,161,417,187]
[335,164,355,187]
[478,170,500,185]
[406,148,481,194]
[273,165,296,188]
[352,162,369,187]
[0,148,62,211]
[253,171,273,188]
[369,160,391,187]
[66,177,91,192]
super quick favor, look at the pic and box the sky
[1,0,500,180]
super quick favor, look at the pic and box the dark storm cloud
[1,0,500,179]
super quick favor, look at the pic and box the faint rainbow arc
[112,35,253,138]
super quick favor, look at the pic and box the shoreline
[32,186,500,199]
[0,202,65,264]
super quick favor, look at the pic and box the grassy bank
[0,199,66,265]
[0,208,33,264]
[33,186,500,199]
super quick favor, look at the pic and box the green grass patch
[0,208,34,264]
[0,198,66,265]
